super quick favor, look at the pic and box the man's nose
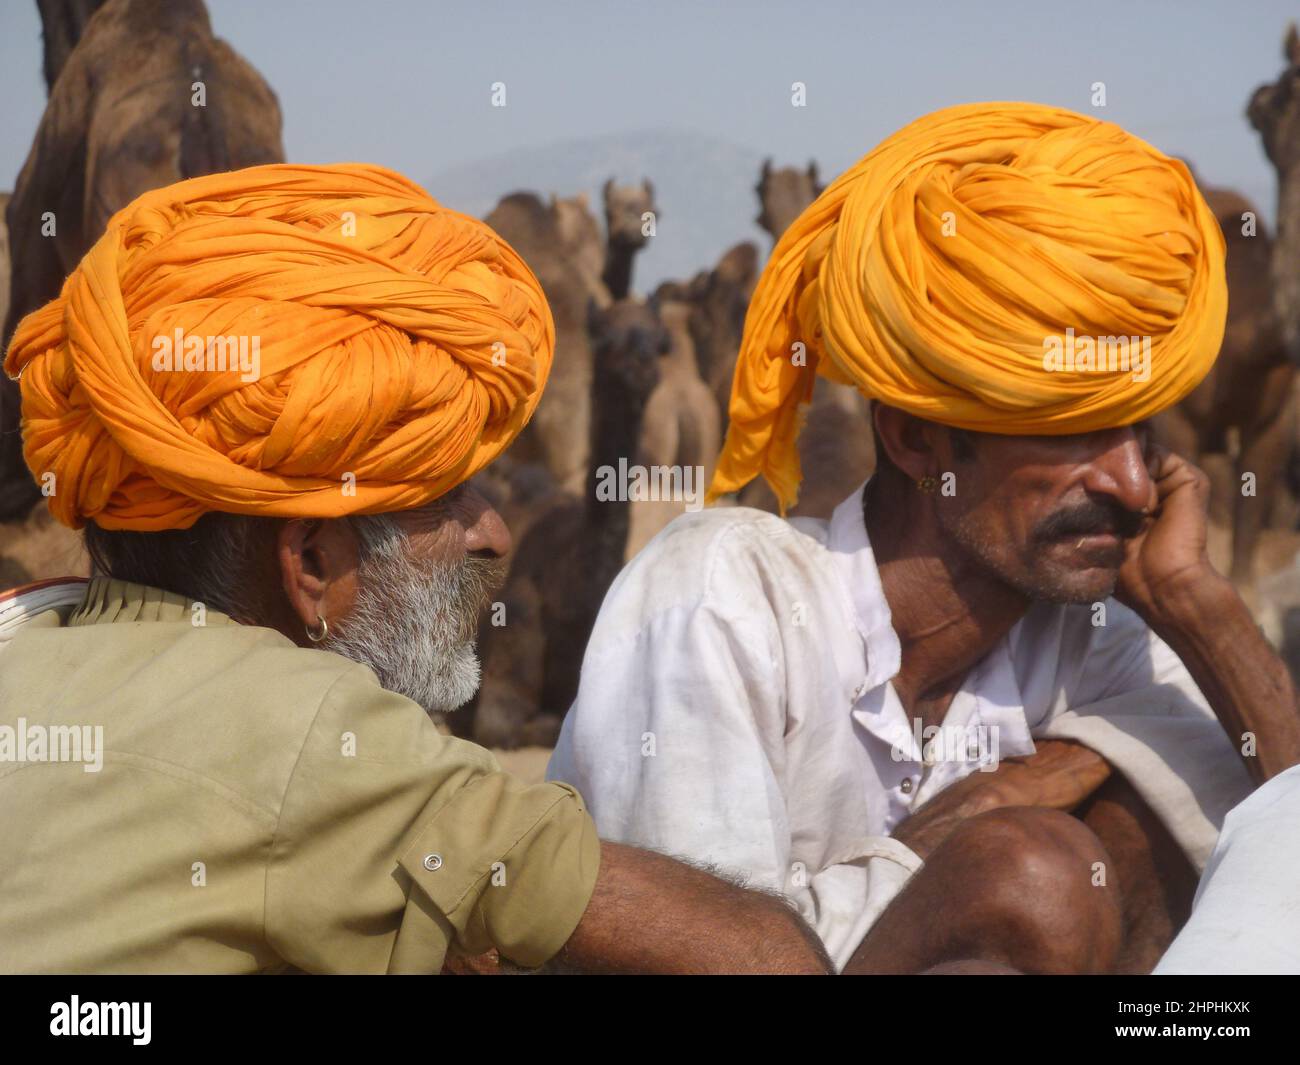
[1080,427,1154,513]
[462,490,513,559]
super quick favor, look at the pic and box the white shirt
[548,483,1253,970]
[1155,762,1300,974]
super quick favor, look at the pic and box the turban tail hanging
[4,163,554,531]
[709,102,1228,512]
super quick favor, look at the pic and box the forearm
[555,842,833,974]
[1143,571,1300,784]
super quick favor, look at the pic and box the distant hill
[426,128,783,292]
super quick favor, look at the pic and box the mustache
[382,548,508,644]
[440,552,508,643]
[461,552,508,612]
[1033,497,1145,543]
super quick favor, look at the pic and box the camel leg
[1075,773,1198,973]
[1232,363,1296,585]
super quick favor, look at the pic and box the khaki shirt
[0,578,600,973]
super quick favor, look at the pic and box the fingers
[1145,441,1206,492]
[1025,738,1106,766]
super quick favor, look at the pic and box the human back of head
[5,162,551,710]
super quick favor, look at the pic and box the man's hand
[892,740,1111,861]
[1109,441,1300,783]
[1114,442,1216,622]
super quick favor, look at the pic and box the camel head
[551,192,606,285]
[602,179,657,250]
[712,241,759,294]
[755,158,824,242]
[1248,22,1300,169]
[588,297,667,403]
[685,242,759,382]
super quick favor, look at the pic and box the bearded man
[550,103,1300,974]
[0,164,830,975]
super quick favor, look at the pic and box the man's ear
[872,404,947,482]
[276,518,361,643]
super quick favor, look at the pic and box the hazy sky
[0,0,1294,223]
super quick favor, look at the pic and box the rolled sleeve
[266,664,599,973]
[398,776,600,968]
[808,837,924,971]
[1035,602,1253,871]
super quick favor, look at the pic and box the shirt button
[422,853,443,872]
[900,778,914,795]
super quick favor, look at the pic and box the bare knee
[932,806,1122,973]
[921,958,1022,975]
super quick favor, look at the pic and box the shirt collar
[826,482,1036,767]
[69,577,237,628]
[827,480,901,691]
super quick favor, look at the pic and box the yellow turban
[709,102,1228,511]
[4,163,553,531]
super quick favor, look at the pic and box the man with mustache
[551,103,1298,973]
[0,164,831,975]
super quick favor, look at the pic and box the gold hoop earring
[306,614,329,642]
[916,475,938,493]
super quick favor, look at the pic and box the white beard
[321,522,500,715]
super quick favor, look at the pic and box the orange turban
[710,102,1228,511]
[4,163,553,531]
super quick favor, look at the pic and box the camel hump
[485,192,561,257]
[52,0,284,232]
[176,34,284,176]
[1202,185,1260,221]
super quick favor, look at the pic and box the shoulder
[105,621,452,787]
[224,632,479,772]
[178,623,391,732]
[1010,595,1181,706]
[601,505,834,625]
[1014,596,1150,652]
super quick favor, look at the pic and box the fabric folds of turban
[4,163,554,531]
[709,102,1229,512]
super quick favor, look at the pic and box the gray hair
[84,504,493,714]
[82,511,405,623]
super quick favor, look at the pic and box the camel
[552,191,611,309]
[1,185,91,586]
[484,191,608,493]
[756,158,823,247]
[1153,175,1293,587]
[729,377,877,521]
[625,289,723,557]
[684,241,760,421]
[463,298,666,748]
[719,159,877,520]
[36,0,106,93]
[0,0,285,521]
[1252,26,1300,367]
[0,193,9,360]
[601,178,656,300]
